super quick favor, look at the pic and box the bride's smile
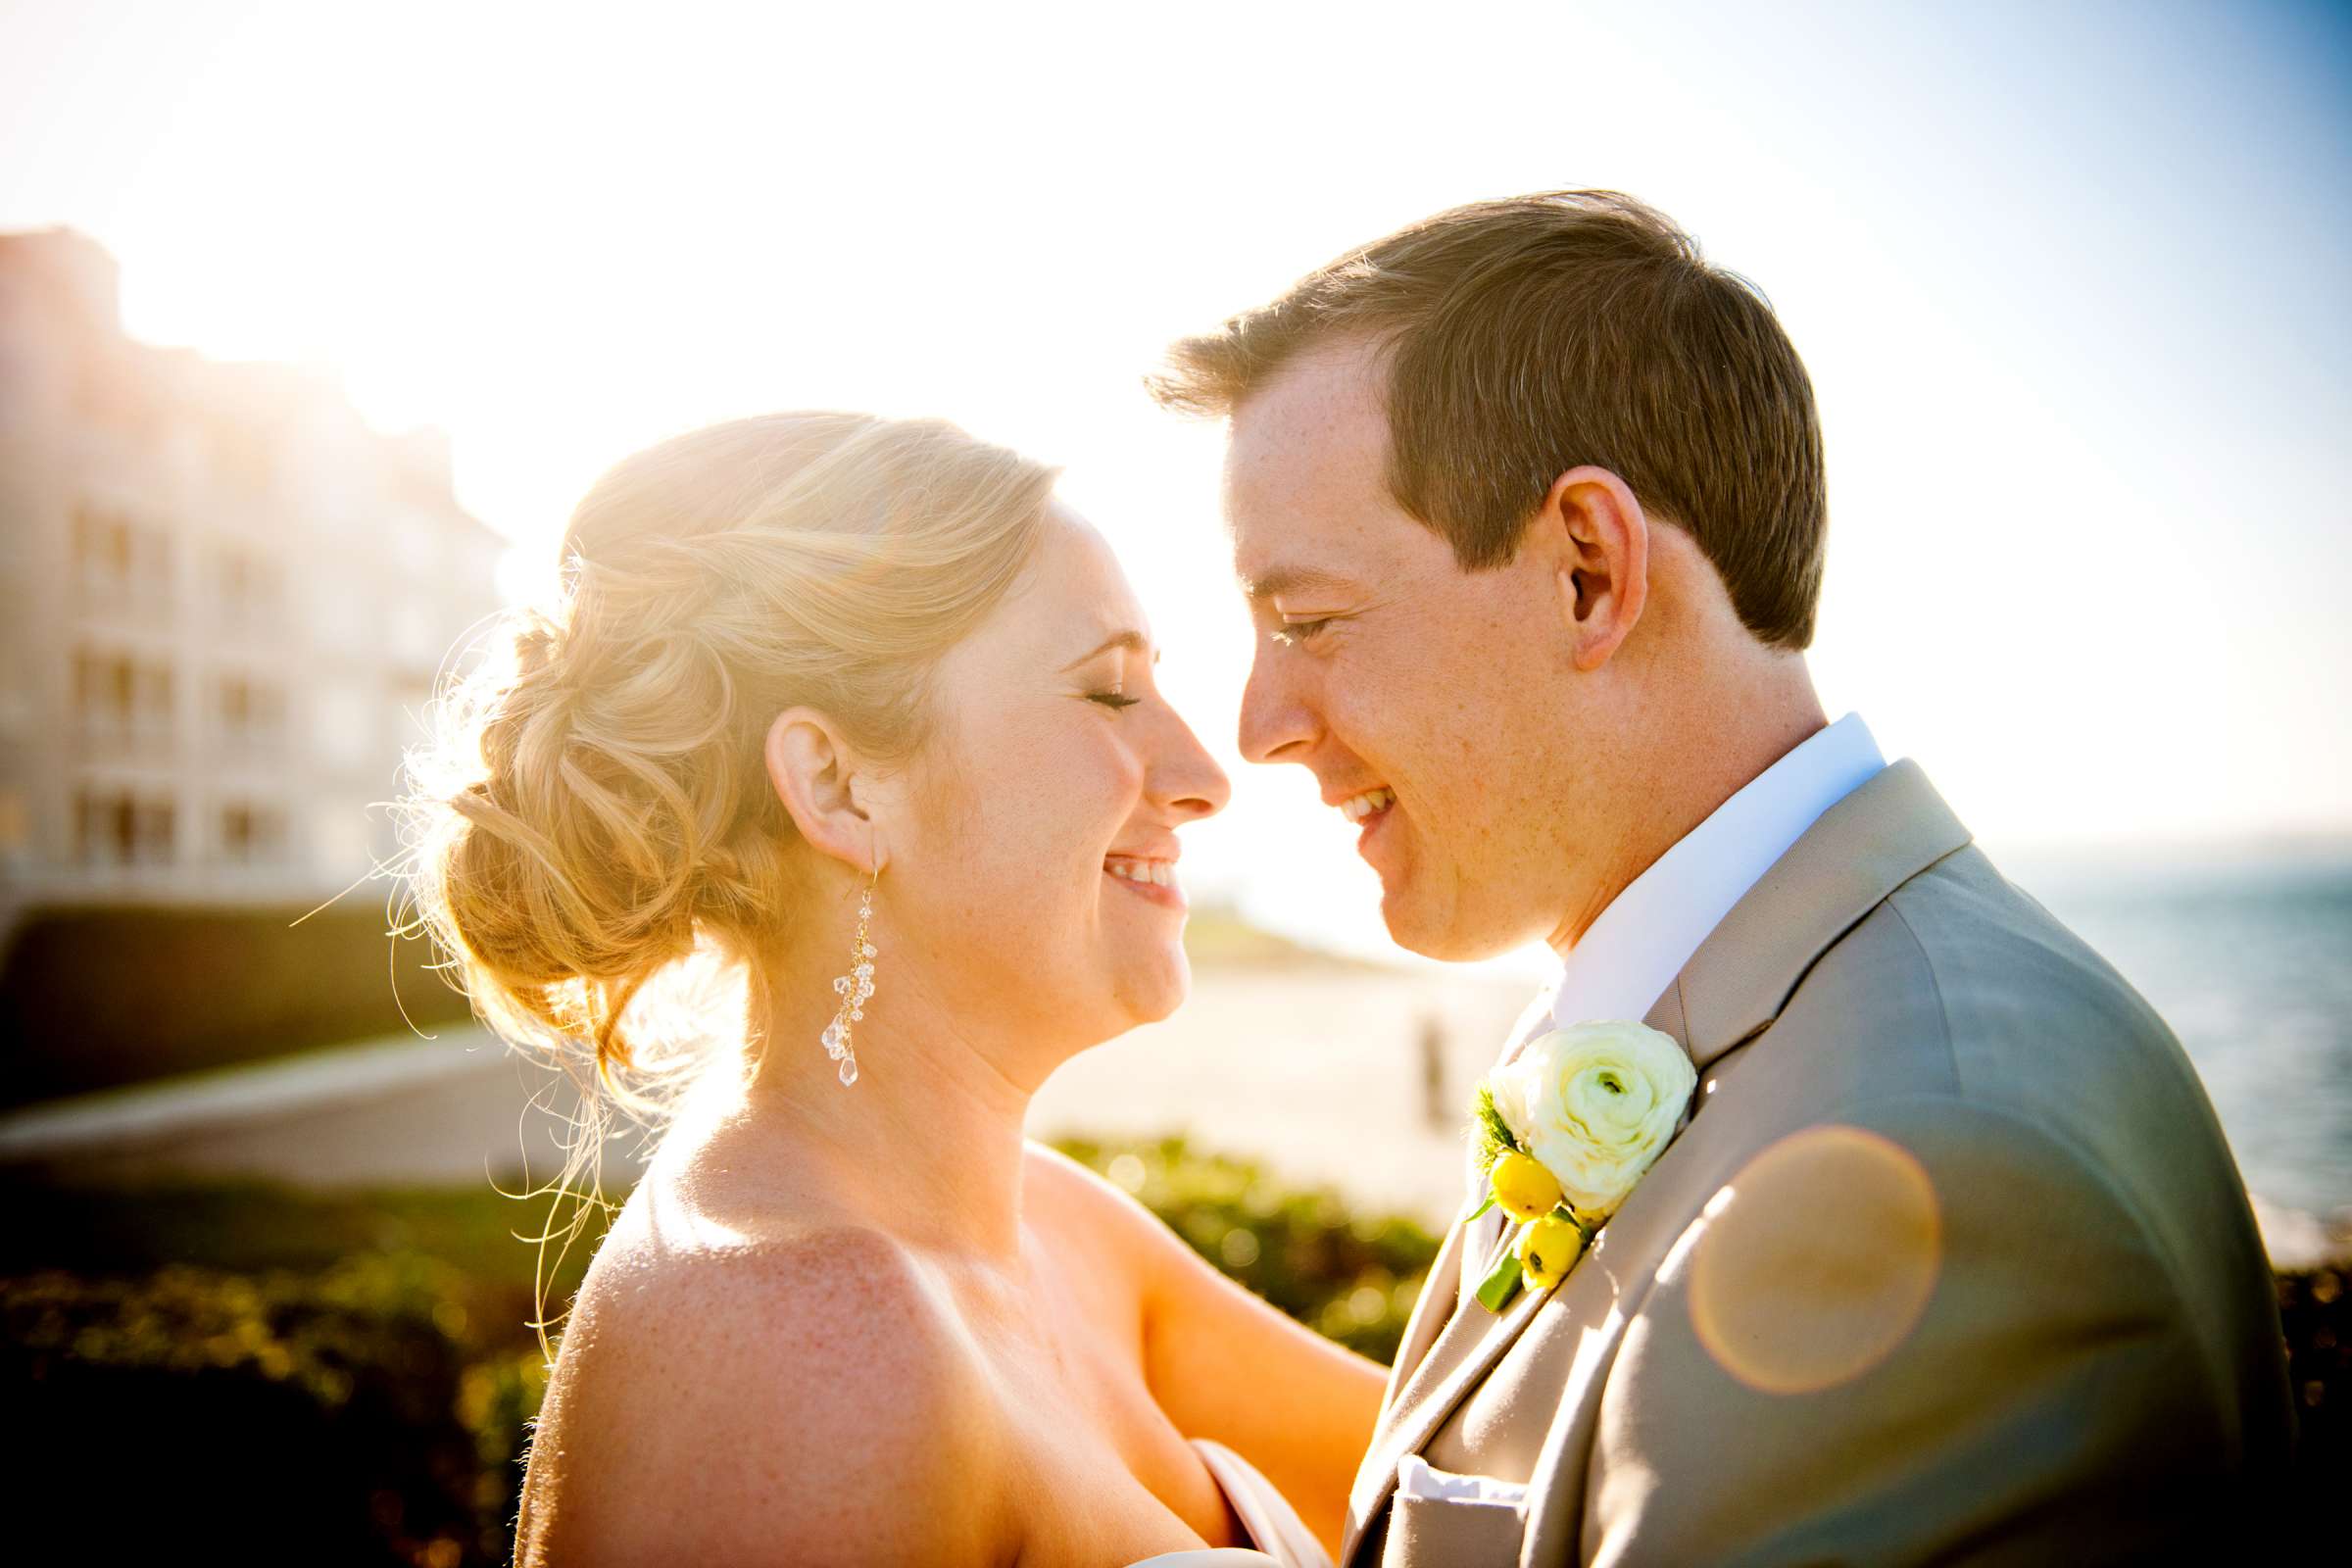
[1104,846,1186,906]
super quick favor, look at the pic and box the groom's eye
[1271,617,1334,647]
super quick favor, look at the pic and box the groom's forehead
[1223,370,1396,571]
[1224,450,1415,599]
[1223,344,1390,481]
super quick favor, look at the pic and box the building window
[73,648,174,749]
[72,503,171,611]
[216,544,283,628]
[73,788,174,867]
[216,672,285,753]
[139,800,173,863]
[73,504,131,581]
[74,650,128,721]
[220,801,285,863]
[141,664,172,736]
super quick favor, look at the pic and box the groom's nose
[1237,649,1318,765]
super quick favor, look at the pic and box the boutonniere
[1468,1020,1697,1311]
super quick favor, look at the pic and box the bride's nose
[1152,711,1232,820]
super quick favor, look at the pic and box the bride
[400,412,1387,1565]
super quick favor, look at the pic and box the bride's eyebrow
[1059,628,1152,671]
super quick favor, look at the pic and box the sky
[4,0,2347,972]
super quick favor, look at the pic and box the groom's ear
[1543,466,1650,672]
[763,707,889,875]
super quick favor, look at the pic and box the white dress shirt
[1452,711,1887,1299]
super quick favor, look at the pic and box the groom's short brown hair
[1149,190,1827,650]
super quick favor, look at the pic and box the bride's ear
[763,707,888,874]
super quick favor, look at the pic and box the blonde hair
[395,412,1054,1348]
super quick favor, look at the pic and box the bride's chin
[1109,946,1192,1025]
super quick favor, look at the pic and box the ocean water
[2005,844,2352,1231]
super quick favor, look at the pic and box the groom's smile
[1332,785,1397,856]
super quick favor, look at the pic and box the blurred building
[0,228,503,932]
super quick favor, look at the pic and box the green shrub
[3,1253,524,1566]
[2276,1263,2348,1549]
[1050,1133,1440,1363]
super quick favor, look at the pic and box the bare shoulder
[1021,1138,1130,1210]
[1021,1140,1181,1266]
[516,1223,1006,1568]
[1021,1139,1264,1332]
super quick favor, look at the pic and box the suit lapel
[1344,760,1976,1566]
[1344,975,1700,1562]
[1667,759,1970,1069]
[1346,1250,1570,1559]
[1381,1197,1474,1410]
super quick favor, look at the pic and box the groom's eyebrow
[1242,564,1360,604]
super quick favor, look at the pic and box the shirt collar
[1527,711,1886,1048]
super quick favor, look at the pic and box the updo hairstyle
[398,412,1055,1123]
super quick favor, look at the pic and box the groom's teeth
[1340,788,1395,822]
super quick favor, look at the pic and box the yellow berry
[1490,1151,1564,1224]
[1514,1213,1585,1291]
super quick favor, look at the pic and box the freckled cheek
[998,728,1141,883]
[915,730,1043,881]
[1092,739,1150,837]
[1328,654,1462,782]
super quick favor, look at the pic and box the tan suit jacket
[1345,760,2294,1566]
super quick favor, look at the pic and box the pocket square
[1396,1453,1528,1512]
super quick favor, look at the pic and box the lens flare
[1690,1124,1942,1396]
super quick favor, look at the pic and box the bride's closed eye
[1088,686,1142,710]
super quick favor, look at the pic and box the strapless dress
[1124,1438,1331,1568]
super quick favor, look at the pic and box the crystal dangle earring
[820,863,879,1086]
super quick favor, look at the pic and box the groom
[1152,192,2294,1563]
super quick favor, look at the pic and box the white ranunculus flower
[1488,1020,1696,1221]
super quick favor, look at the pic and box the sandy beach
[1027,962,1538,1227]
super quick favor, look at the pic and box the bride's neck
[726,950,1043,1261]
